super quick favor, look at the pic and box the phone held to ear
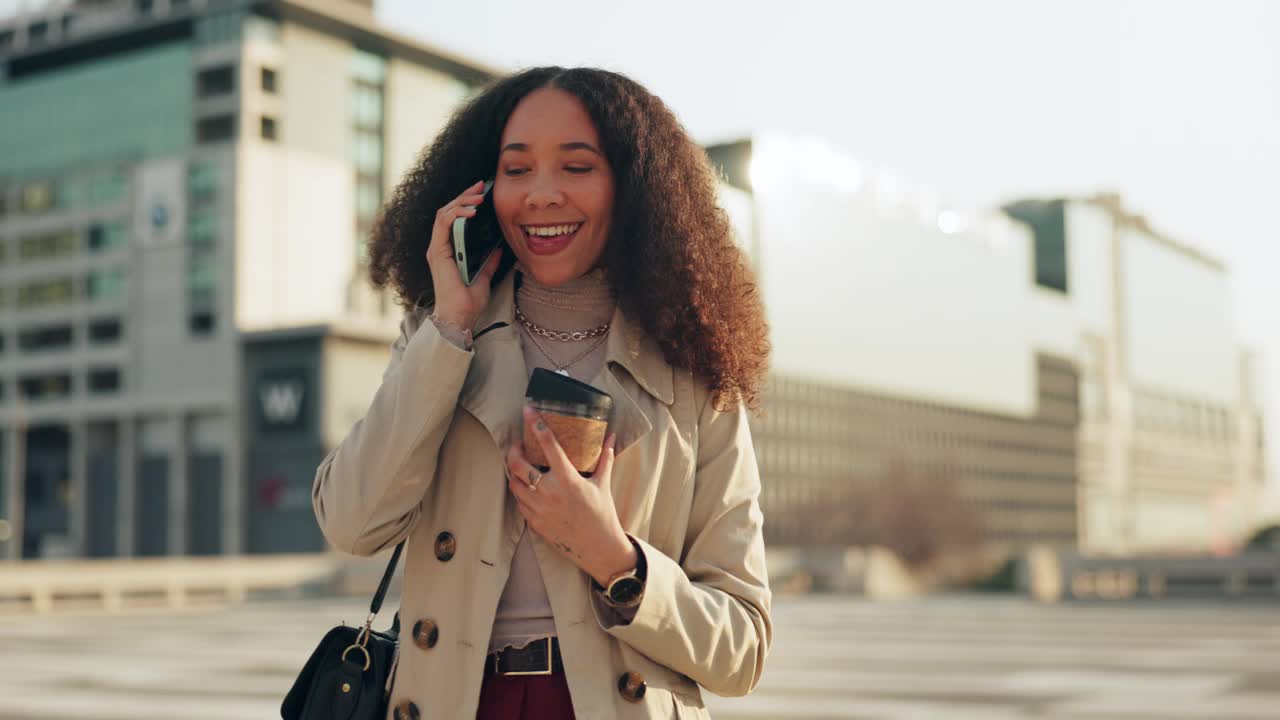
[452,179,503,286]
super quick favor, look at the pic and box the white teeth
[524,223,581,237]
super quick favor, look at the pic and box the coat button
[434,531,456,562]
[392,700,420,720]
[412,619,439,650]
[617,671,646,703]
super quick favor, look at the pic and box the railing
[0,553,341,613]
[1027,547,1280,602]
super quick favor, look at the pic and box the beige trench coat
[313,271,771,719]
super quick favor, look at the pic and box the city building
[0,0,496,559]
[1007,195,1267,555]
[708,134,1266,557]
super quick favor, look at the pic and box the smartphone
[452,180,503,286]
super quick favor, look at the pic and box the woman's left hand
[507,407,638,586]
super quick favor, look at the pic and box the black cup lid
[525,368,613,413]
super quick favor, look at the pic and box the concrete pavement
[1,594,1278,719]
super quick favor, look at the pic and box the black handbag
[282,541,406,720]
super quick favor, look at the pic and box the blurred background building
[710,135,1267,560]
[0,1,1268,564]
[0,0,494,559]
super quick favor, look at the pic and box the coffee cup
[523,368,612,472]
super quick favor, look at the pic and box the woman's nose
[524,174,565,208]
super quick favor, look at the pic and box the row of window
[0,318,123,356]
[1130,388,1238,443]
[0,269,128,310]
[0,367,121,403]
[193,112,279,143]
[197,65,278,98]
[0,223,128,267]
[195,114,279,143]
[0,171,129,218]
[352,49,387,258]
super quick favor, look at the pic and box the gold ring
[527,468,542,490]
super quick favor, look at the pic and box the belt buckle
[502,639,554,676]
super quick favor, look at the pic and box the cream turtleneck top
[488,267,616,653]
[429,267,619,652]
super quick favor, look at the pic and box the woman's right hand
[426,180,504,330]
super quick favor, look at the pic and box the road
[1,594,1278,719]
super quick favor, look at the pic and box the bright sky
[377,0,1280,483]
[3,0,1276,481]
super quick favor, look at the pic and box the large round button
[617,671,646,703]
[412,619,439,650]
[434,531,456,562]
[392,700,420,720]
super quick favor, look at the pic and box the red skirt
[476,670,576,720]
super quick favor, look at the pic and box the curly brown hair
[368,66,769,410]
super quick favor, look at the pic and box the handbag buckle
[342,611,378,672]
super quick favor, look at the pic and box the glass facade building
[0,0,491,560]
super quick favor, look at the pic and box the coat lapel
[590,305,674,457]
[458,271,527,452]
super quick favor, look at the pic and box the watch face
[608,576,644,605]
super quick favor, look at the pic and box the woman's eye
[565,166,593,174]
[503,167,528,177]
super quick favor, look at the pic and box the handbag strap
[370,541,405,616]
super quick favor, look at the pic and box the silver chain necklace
[514,303,610,342]
[521,324,610,376]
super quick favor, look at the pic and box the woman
[313,66,772,720]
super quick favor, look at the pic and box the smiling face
[493,86,616,287]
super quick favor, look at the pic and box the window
[350,83,383,128]
[350,49,386,260]
[243,14,281,44]
[190,311,216,335]
[86,268,128,302]
[89,318,123,344]
[196,9,240,45]
[261,67,277,93]
[88,368,122,394]
[196,114,236,143]
[188,251,217,292]
[349,49,387,84]
[1004,199,1068,294]
[197,65,236,97]
[19,181,56,213]
[189,162,219,197]
[88,223,128,252]
[28,21,48,44]
[20,231,77,261]
[17,277,76,308]
[18,324,74,352]
[188,208,218,246]
[260,115,278,141]
[19,372,72,401]
[352,133,382,174]
[86,171,128,207]
[136,0,154,14]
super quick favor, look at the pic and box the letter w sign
[258,372,307,430]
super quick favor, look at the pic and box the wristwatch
[595,537,647,608]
